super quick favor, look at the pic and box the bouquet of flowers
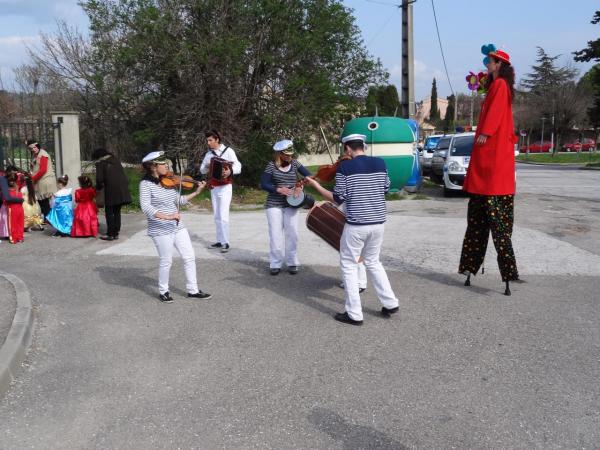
[465,71,488,95]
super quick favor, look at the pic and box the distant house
[415,96,449,137]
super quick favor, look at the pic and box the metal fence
[0,121,57,171]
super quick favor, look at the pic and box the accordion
[208,157,233,187]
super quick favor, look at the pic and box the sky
[0,0,598,101]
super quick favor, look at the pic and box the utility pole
[541,117,547,150]
[401,0,416,119]
[550,114,555,154]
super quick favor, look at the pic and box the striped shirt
[139,177,188,236]
[260,160,311,208]
[333,155,390,225]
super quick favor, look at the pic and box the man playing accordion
[200,130,242,253]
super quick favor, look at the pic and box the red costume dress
[5,188,25,243]
[71,187,99,237]
[459,76,519,283]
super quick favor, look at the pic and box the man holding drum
[200,130,242,253]
[305,134,399,326]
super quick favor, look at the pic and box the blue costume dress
[47,188,74,235]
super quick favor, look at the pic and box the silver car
[420,134,443,175]
[430,135,453,182]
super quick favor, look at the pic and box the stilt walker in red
[459,45,520,295]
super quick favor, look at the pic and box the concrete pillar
[51,111,81,181]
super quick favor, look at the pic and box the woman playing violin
[139,151,211,303]
[260,140,312,275]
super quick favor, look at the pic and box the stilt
[464,274,471,286]
[504,281,511,296]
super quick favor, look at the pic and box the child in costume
[0,172,25,243]
[47,175,74,237]
[21,176,45,231]
[71,175,99,237]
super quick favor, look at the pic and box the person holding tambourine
[260,140,312,275]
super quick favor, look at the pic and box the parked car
[430,135,453,182]
[562,138,596,152]
[520,140,553,153]
[441,133,475,196]
[419,134,443,175]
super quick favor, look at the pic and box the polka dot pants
[458,194,519,282]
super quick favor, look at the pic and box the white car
[442,132,475,196]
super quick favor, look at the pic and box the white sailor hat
[341,134,367,144]
[142,151,168,164]
[273,139,294,155]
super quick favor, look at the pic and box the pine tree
[443,94,455,132]
[429,78,440,123]
[573,10,600,62]
[573,10,600,133]
[521,47,577,95]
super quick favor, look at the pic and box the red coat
[463,77,518,195]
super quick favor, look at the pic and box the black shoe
[338,282,366,293]
[270,268,281,276]
[100,235,115,241]
[334,312,363,326]
[113,234,119,240]
[188,291,212,300]
[159,292,174,303]
[288,266,298,275]
[220,244,230,253]
[381,306,399,318]
[209,242,222,249]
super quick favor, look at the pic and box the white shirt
[200,144,242,176]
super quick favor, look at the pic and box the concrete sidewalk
[0,276,16,348]
[0,271,34,397]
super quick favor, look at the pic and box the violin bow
[320,126,335,164]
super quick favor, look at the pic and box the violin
[314,155,351,182]
[159,172,204,190]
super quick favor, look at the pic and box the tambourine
[286,191,315,209]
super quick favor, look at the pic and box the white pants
[151,228,199,295]
[357,263,367,289]
[266,207,299,269]
[340,223,399,321]
[211,184,232,245]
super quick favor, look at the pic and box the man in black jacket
[93,148,132,241]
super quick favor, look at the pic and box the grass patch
[517,152,600,164]
[386,192,407,201]
[585,162,600,168]
[411,193,429,200]
[422,178,439,188]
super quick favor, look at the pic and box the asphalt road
[0,165,598,449]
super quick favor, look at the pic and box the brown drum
[306,202,346,251]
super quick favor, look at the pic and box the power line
[366,12,397,47]
[365,0,400,7]
[430,0,454,97]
